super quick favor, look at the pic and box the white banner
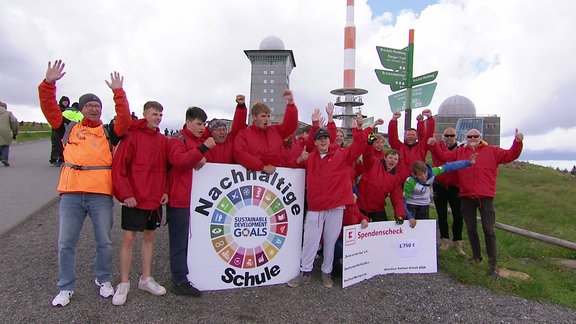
[188,163,305,290]
[342,220,437,288]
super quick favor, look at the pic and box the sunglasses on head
[467,135,480,139]
[444,134,456,137]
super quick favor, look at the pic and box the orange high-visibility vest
[58,123,113,195]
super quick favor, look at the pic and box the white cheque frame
[342,220,437,288]
[188,163,305,291]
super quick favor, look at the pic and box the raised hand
[282,89,294,104]
[105,71,124,90]
[311,108,321,122]
[46,60,66,83]
[392,111,401,120]
[236,94,245,106]
[515,128,524,142]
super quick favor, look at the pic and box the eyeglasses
[84,103,101,109]
[467,135,480,139]
[444,134,456,137]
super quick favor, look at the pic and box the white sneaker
[138,276,166,296]
[95,279,114,298]
[51,290,74,307]
[112,282,130,306]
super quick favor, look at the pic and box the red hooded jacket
[388,117,435,179]
[233,103,298,171]
[430,139,523,198]
[167,127,207,208]
[112,119,168,210]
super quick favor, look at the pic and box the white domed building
[244,36,296,123]
[434,95,501,146]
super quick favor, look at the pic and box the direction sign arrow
[412,71,438,87]
[375,70,407,90]
[388,82,437,112]
[376,46,407,71]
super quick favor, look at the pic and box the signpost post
[374,29,438,129]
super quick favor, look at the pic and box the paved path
[0,139,60,235]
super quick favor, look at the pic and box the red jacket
[301,124,366,211]
[356,143,406,217]
[167,127,207,208]
[205,104,247,164]
[430,140,523,198]
[431,142,461,187]
[112,119,168,210]
[388,117,435,179]
[233,103,298,170]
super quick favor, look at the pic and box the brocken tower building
[245,36,296,123]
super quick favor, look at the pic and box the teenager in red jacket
[111,101,168,305]
[388,109,435,179]
[205,94,247,164]
[430,127,466,255]
[166,107,215,296]
[233,90,298,174]
[429,128,524,279]
[287,108,368,289]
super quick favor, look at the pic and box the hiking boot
[439,238,451,251]
[321,272,333,288]
[453,240,467,256]
[50,161,61,167]
[112,282,130,306]
[95,279,114,298]
[51,290,73,307]
[138,276,166,296]
[488,267,500,280]
[287,272,311,288]
[171,282,202,297]
[467,257,483,265]
[1,159,9,167]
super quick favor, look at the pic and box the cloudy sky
[1,0,575,160]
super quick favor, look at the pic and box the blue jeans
[0,145,9,161]
[167,206,190,285]
[57,193,114,291]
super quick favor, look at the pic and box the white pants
[300,208,344,274]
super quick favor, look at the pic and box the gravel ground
[1,200,575,323]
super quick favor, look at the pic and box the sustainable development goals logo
[191,164,304,290]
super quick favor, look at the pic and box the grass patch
[14,122,51,142]
[427,162,576,309]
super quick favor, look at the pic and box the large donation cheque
[188,163,305,291]
[342,220,437,288]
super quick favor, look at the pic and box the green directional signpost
[374,29,438,129]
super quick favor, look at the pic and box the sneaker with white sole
[95,279,114,298]
[51,290,74,307]
[138,277,166,296]
[112,282,130,306]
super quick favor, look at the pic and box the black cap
[314,128,330,140]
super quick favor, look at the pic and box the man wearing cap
[233,90,298,174]
[428,128,524,279]
[204,94,247,164]
[38,60,132,306]
[287,108,369,289]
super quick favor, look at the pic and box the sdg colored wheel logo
[209,185,289,269]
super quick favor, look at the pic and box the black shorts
[121,205,162,231]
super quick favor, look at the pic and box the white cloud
[1,0,575,156]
